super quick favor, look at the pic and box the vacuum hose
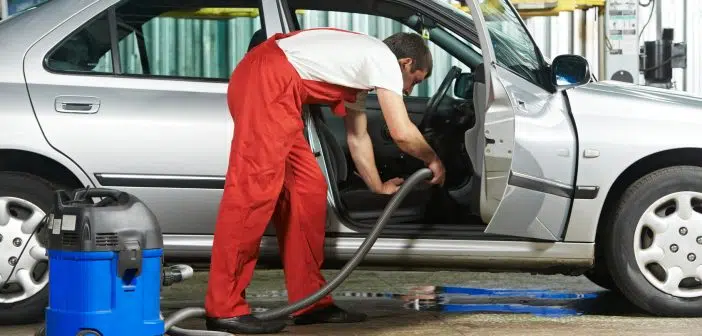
[163,168,434,335]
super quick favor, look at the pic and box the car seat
[247,29,268,52]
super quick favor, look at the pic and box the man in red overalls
[205,28,446,334]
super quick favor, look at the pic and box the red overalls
[205,30,363,318]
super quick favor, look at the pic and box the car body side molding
[508,171,598,200]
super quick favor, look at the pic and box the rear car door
[465,0,579,241]
[23,0,284,236]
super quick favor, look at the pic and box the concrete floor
[3,269,702,335]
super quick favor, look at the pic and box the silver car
[2,0,702,324]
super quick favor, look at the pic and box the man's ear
[398,57,413,69]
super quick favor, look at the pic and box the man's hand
[377,177,405,195]
[427,158,446,186]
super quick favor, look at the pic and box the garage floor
[3,269,701,335]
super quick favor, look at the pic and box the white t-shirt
[276,29,405,108]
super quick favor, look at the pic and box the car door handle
[55,96,100,114]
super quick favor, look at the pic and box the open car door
[465,0,575,242]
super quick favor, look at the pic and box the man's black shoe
[293,304,367,325]
[205,315,287,334]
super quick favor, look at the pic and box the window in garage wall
[46,3,263,81]
[93,6,262,80]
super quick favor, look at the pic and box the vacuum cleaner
[34,168,433,336]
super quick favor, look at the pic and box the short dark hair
[383,32,433,78]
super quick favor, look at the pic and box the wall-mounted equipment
[604,0,641,84]
[640,28,687,89]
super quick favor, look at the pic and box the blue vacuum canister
[43,188,165,336]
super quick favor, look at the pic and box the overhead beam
[160,1,608,20]
[513,0,606,18]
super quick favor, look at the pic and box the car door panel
[497,68,577,186]
[22,0,284,236]
[482,67,577,240]
[464,0,577,242]
[26,65,232,236]
[479,72,571,242]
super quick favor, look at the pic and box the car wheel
[606,166,702,317]
[0,172,55,325]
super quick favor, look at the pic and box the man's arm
[375,88,437,164]
[375,88,445,185]
[343,107,385,193]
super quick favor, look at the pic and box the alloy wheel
[634,191,702,298]
[0,196,49,304]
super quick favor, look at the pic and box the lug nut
[8,257,17,266]
[670,244,679,253]
[688,253,697,262]
[12,238,21,247]
[698,236,702,245]
[680,227,688,236]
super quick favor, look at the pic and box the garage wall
[108,10,468,98]
[106,17,262,79]
[524,0,701,96]
[107,1,701,98]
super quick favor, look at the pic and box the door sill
[162,234,594,274]
[325,227,557,242]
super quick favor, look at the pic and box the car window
[481,0,547,87]
[45,12,114,74]
[45,3,264,81]
[430,0,547,88]
[292,9,471,99]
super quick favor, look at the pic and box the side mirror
[551,54,591,89]
[453,73,474,99]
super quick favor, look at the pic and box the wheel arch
[0,149,90,190]
[596,147,702,246]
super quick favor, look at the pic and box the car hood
[569,80,702,111]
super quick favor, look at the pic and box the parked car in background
[2,0,702,325]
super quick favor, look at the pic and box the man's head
[383,32,433,96]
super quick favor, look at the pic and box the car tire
[605,166,702,317]
[583,258,619,292]
[0,172,57,325]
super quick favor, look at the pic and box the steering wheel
[419,66,463,133]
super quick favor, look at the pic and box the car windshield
[430,0,546,86]
[0,0,50,24]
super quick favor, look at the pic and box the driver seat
[314,114,432,224]
[247,30,431,224]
